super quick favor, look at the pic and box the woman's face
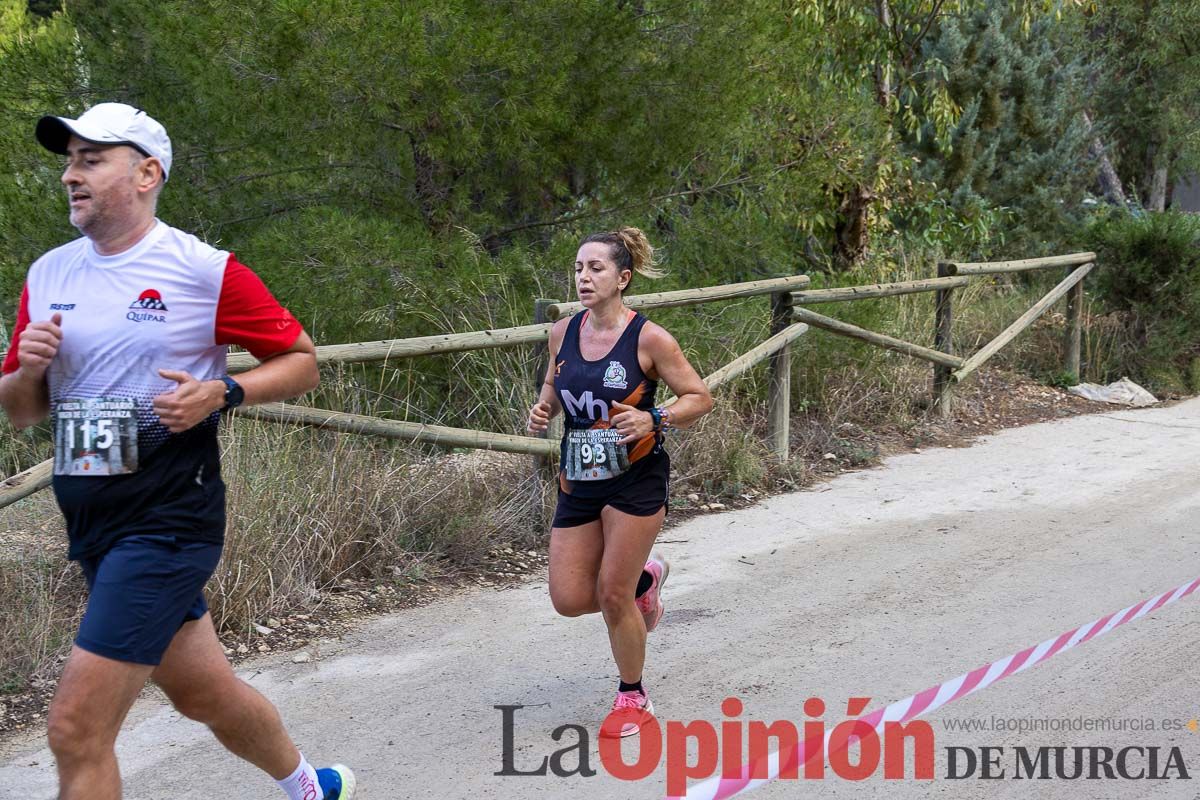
[574,242,631,307]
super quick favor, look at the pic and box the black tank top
[554,310,662,495]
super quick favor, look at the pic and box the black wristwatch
[221,375,245,410]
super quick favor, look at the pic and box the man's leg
[48,646,154,800]
[151,612,301,778]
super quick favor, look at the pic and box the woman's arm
[528,318,567,433]
[612,322,713,444]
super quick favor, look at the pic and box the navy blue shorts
[76,534,223,665]
[553,451,670,529]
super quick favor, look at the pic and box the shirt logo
[130,289,168,311]
[126,289,168,323]
[50,303,76,311]
[603,360,628,390]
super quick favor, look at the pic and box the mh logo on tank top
[602,360,628,389]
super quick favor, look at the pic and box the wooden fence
[0,252,1096,510]
[790,251,1095,416]
[0,272,813,509]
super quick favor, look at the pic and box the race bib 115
[53,397,139,476]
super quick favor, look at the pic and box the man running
[0,103,355,800]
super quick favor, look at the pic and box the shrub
[1086,210,1200,392]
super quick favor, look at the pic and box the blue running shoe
[316,764,356,800]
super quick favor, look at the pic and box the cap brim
[35,116,74,154]
[35,115,144,155]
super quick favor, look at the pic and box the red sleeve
[2,284,31,375]
[215,254,304,360]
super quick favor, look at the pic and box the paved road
[3,399,1200,799]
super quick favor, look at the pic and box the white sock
[277,754,324,800]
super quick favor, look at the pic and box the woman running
[528,227,713,736]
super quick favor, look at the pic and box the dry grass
[0,254,1126,696]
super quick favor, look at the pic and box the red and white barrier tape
[672,575,1200,799]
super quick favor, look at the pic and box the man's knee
[166,675,249,725]
[47,703,107,761]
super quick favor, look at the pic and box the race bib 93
[564,428,631,482]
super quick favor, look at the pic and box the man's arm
[0,311,63,430]
[152,332,319,433]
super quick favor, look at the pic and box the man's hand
[16,313,63,378]
[611,400,654,445]
[153,369,224,432]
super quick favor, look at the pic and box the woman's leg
[596,505,665,683]
[548,519,605,617]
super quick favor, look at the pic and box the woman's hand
[611,400,655,445]
[528,400,553,434]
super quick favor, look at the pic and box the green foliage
[1068,1,1200,204]
[0,0,79,309]
[1086,210,1200,390]
[901,0,1094,256]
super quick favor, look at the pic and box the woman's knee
[550,583,597,617]
[596,581,635,618]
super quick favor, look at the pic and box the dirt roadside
[0,368,1126,741]
[4,376,1197,799]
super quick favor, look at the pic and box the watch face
[224,377,245,408]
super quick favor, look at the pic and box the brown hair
[581,226,665,292]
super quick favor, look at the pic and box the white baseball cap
[36,102,172,181]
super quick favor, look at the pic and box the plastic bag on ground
[1067,377,1158,407]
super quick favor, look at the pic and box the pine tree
[902,0,1095,254]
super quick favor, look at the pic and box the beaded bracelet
[655,405,674,433]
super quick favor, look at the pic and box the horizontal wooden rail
[791,307,965,369]
[790,276,970,304]
[227,323,554,372]
[941,252,1095,277]
[953,262,1094,383]
[0,459,52,511]
[547,274,811,321]
[662,322,810,406]
[236,403,558,456]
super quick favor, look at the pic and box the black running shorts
[553,450,669,529]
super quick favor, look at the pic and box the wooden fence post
[532,299,561,483]
[766,291,792,461]
[1063,264,1085,381]
[933,262,955,418]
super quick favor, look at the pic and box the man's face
[60,136,146,239]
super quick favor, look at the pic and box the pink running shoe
[603,689,656,738]
[635,552,670,632]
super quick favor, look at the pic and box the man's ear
[137,157,165,192]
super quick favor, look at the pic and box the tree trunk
[1149,166,1168,212]
[1082,110,1129,208]
[833,185,874,269]
[832,0,891,270]
[874,0,894,108]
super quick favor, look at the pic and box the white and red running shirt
[2,220,303,559]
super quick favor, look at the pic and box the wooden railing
[789,252,1095,416]
[0,272,814,510]
[0,252,1098,511]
